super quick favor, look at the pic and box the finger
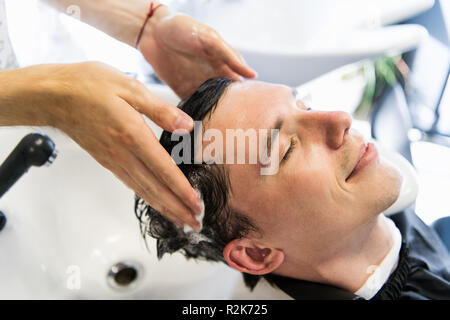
[109,96,203,217]
[230,46,258,78]
[138,190,187,230]
[120,78,194,133]
[116,145,201,230]
[214,63,244,82]
[110,160,187,229]
[215,43,257,79]
[152,202,187,230]
[203,32,257,79]
[226,45,257,78]
[131,124,204,218]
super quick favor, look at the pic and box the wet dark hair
[134,78,264,289]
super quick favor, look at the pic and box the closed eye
[281,106,311,164]
[282,137,296,163]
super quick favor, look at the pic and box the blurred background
[1,0,449,298]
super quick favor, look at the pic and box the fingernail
[174,111,194,131]
[192,191,204,215]
[194,199,205,220]
[174,220,184,229]
[184,221,202,233]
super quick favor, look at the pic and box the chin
[373,162,403,214]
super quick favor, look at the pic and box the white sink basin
[0,107,289,299]
[174,0,434,85]
[0,126,283,299]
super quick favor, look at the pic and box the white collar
[354,215,402,300]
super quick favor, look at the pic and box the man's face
[203,80,402,257]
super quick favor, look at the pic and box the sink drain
[107,261,143,291]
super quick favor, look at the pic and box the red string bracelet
[135,2,165,48]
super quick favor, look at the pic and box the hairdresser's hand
[41,62,202,229]
[138,9,257,99]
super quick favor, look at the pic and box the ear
[223,239,285,275]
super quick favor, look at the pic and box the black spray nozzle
[18,133,57,167]
[0,133,57,198]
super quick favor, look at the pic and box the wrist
[136,2,171,49]
[100,0,163,47]
[0,65,61,127]
[43,0,163,48]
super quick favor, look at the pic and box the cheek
[278,166,341,237]
[282,158,362,237]
[285,159,337,207]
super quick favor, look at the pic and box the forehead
[203,80,295,216]
[205,80,293,131]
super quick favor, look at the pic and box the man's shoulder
[379,208,450,299]
[386,208,438,243]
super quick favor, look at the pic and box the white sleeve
[0,0,18,70]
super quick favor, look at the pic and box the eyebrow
[291,87,298,100]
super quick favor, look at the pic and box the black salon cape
[265,208,450,300]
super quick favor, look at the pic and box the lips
[346,142,368,181]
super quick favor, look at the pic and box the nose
[296,110,352,149]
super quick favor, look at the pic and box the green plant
[348,55,407,120]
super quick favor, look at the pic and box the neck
[276,214,394,293]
